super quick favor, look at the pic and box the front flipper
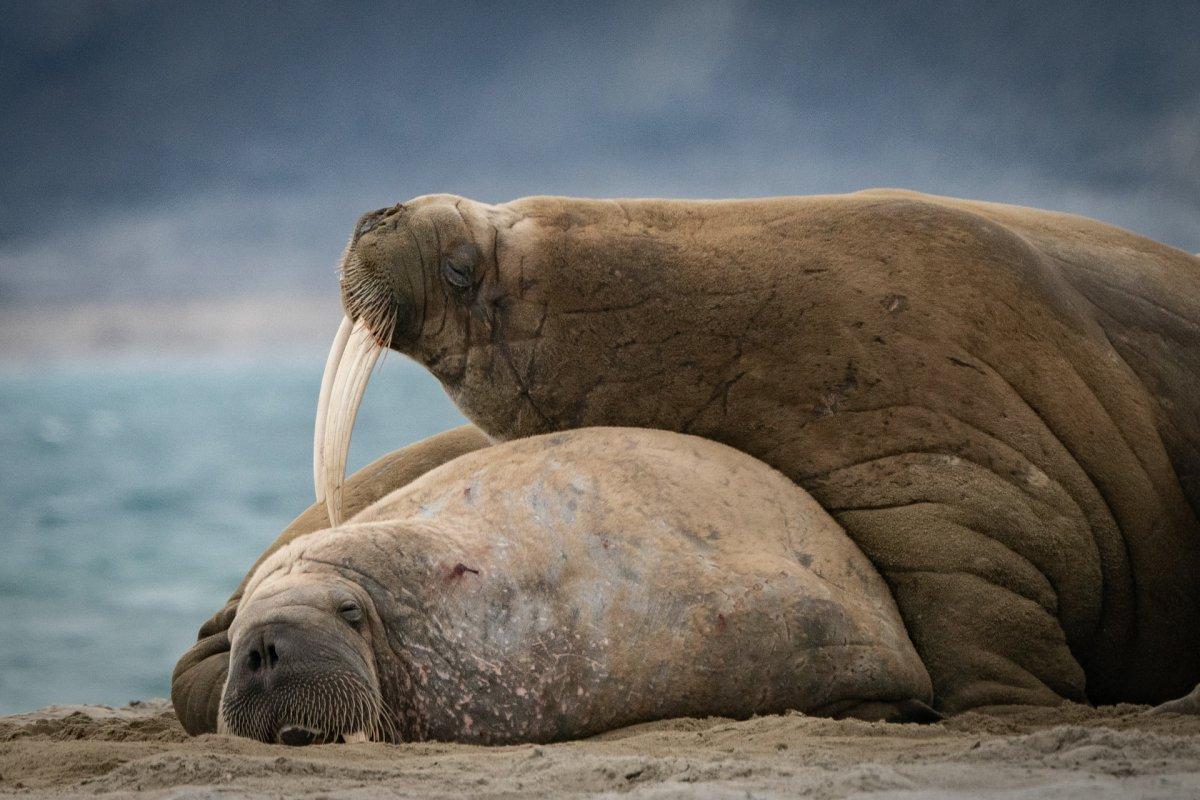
[170,602,235,735]
[170,424,492,734]
[809,450,1096,713]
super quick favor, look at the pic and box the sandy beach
[2,700,1198,799]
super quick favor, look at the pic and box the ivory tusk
[314,315,354,505]
[315,316,381,527]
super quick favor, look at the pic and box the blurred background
[0,0,1196,714]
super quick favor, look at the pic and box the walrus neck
[319,525,478,742]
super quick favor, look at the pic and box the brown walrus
[316,189,1200,713]
[218,428,933,745]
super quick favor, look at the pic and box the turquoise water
[0,352,466,714]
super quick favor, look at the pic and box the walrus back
[924,191,1200,522]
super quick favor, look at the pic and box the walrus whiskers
[219,668,385,744]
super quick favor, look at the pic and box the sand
[2,701,1199,798]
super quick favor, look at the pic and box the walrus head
[219,569,396,744]
[314,194,707,526]
[312,198,467,526]
[314,194,550,525]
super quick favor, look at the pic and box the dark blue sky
[1,0,1197,307]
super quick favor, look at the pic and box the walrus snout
[335,204,420,357]
[221,618,385,744]
[220,578,391,745]
[352,204,402,241]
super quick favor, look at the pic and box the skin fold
[219,428,934,745]
[171,424,491,735]
[331,189,1200,713]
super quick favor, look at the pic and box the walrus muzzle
[220,615,385,745]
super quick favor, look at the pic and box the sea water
[0,351,466,714]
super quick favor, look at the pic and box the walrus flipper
[170,605,233,735]
[170,424,491,734]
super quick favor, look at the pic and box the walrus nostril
[246,633,281,671]
[354,207,393,240]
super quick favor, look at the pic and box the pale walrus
[218,428,933,745]
[317,189,1200,713]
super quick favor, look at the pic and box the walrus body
[219,428,931,744]
[323,189,1200,711]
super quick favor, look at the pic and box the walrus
[218,427,933,745]
[316,189,1200,713]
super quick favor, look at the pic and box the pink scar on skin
[446,562,481,582]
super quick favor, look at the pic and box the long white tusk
[314,315,354,505]
[316,316,381,527]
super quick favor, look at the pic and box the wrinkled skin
[216,428,935,745]
[338,189,1200,712]
[172,424,491,735]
